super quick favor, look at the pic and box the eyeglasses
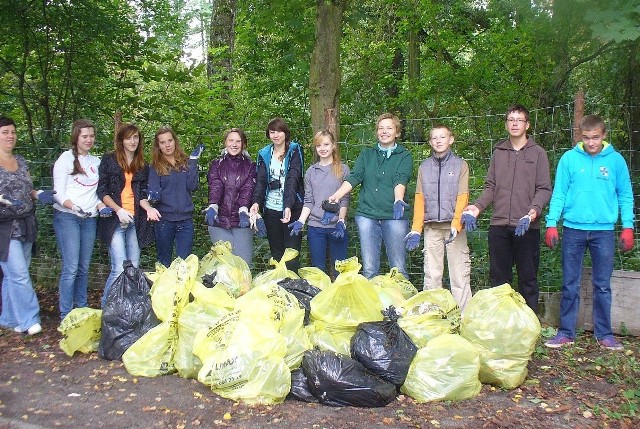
[506,118,528,124]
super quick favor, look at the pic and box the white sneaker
[26,323,42,335]
[13,326,22,333]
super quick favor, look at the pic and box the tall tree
[309,0,348,136]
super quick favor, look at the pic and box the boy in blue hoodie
[544,115,634,351]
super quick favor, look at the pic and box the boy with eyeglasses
[462,104,552,313]
[544,115,634,351]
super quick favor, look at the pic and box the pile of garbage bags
[59,241,541,407]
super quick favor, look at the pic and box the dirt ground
[0,288,638,429]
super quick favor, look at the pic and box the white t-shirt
[52,149,101,216]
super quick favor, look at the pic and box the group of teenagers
[0,104,635,352]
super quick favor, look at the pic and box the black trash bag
[98,261,159,361]
[301,349,397,407]
[288,368,318,403]
[201,271,217,288]
[277,278,321,324]
[350,306,418,387]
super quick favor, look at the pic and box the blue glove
[404,231,421,251]
[204,204,218,226]
[393,200,409,220]
[99,207,114,217]
[332,220,346,238]
[0,194,24,206]
[288,220,304,236]
[146,189,160,206]
[461,211,477,233]
[190,144,205,159]
[515,214,532,237]
[320,211,335,225]
[255,216,267,237]
[36,190,56,205]
[238,208,250,228]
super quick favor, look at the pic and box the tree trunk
[208,0,237,112]
[309,0,347,138]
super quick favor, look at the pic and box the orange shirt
[120,172,135,214]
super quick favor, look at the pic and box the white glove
[444,228,458,245]
[117,208,134,225]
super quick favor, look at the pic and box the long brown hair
[69,119,95,175]
[114,123,145,174]
[312,129,343,180]
[152,126,188,175]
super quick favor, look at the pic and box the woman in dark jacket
[249,118,304,271]
[205,128,256,265]
[97,123,157,306]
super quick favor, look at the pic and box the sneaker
[598,337,623,351]
[13,326,22,333]
[544,334,574,348]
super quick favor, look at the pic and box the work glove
[288,220,304,236]
[238,207,250,228]
[393,200,409,220]
[515,214,532,236]
[204,204,218,226]
[251,213,267,237]
[116,208,134,225]
[444,228,458,245]
[332,219,346,238]
[0,194,23,206]
[99,207,114,217]
[545,227,559,248]
[460,210,477,232]
[619,228,634,252]
[146,189,160,206]
[320,200,340,225]
[72,205,91,218]
[404,231,421,251]
[190,144,205,160]
[35,190,56,205]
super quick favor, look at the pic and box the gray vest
[419,151,463,223]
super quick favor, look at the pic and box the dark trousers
[263,207,303,272]
[488,225,540,313]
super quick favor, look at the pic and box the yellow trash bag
[252,248,299,286]
[198,241,252,297]
[370,268,419,300]
[123,257,196,377]
[58,308,102,356]
[304,320,354,356]
[175,297,232,379]
[460,283,541,389]
[194,310,291,404]
[144,262,167,284]
[397,288,461,348]
[401,334,481,402]
[150,255,198,322]
[235,281,311,369]
[298,266,331,290]
[373,283,406,309]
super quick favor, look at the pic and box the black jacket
[96,152,154,248]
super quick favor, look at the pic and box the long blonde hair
[151,126,188,175]
[312,129,343,180]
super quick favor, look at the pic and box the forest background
[1,0,639,293]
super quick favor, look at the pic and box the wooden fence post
[573,91,584,146]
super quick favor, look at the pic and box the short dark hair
[505,104,530,122]
[579,115,606,133]
[265,117,291,144]
[0,116,16,128]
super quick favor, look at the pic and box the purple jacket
[207,152,256,229]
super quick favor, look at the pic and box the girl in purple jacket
[205,128,256,265]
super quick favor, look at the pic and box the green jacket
[346,144,413,219]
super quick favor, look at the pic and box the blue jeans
[355,215,408,279]
[307,225,349,277]
[103,222,140,307]
[0,240,40,331]
[54,210,97,319]
[154,218,194,267]
[558,227,615,340]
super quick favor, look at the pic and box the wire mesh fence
[22,101,640,295]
